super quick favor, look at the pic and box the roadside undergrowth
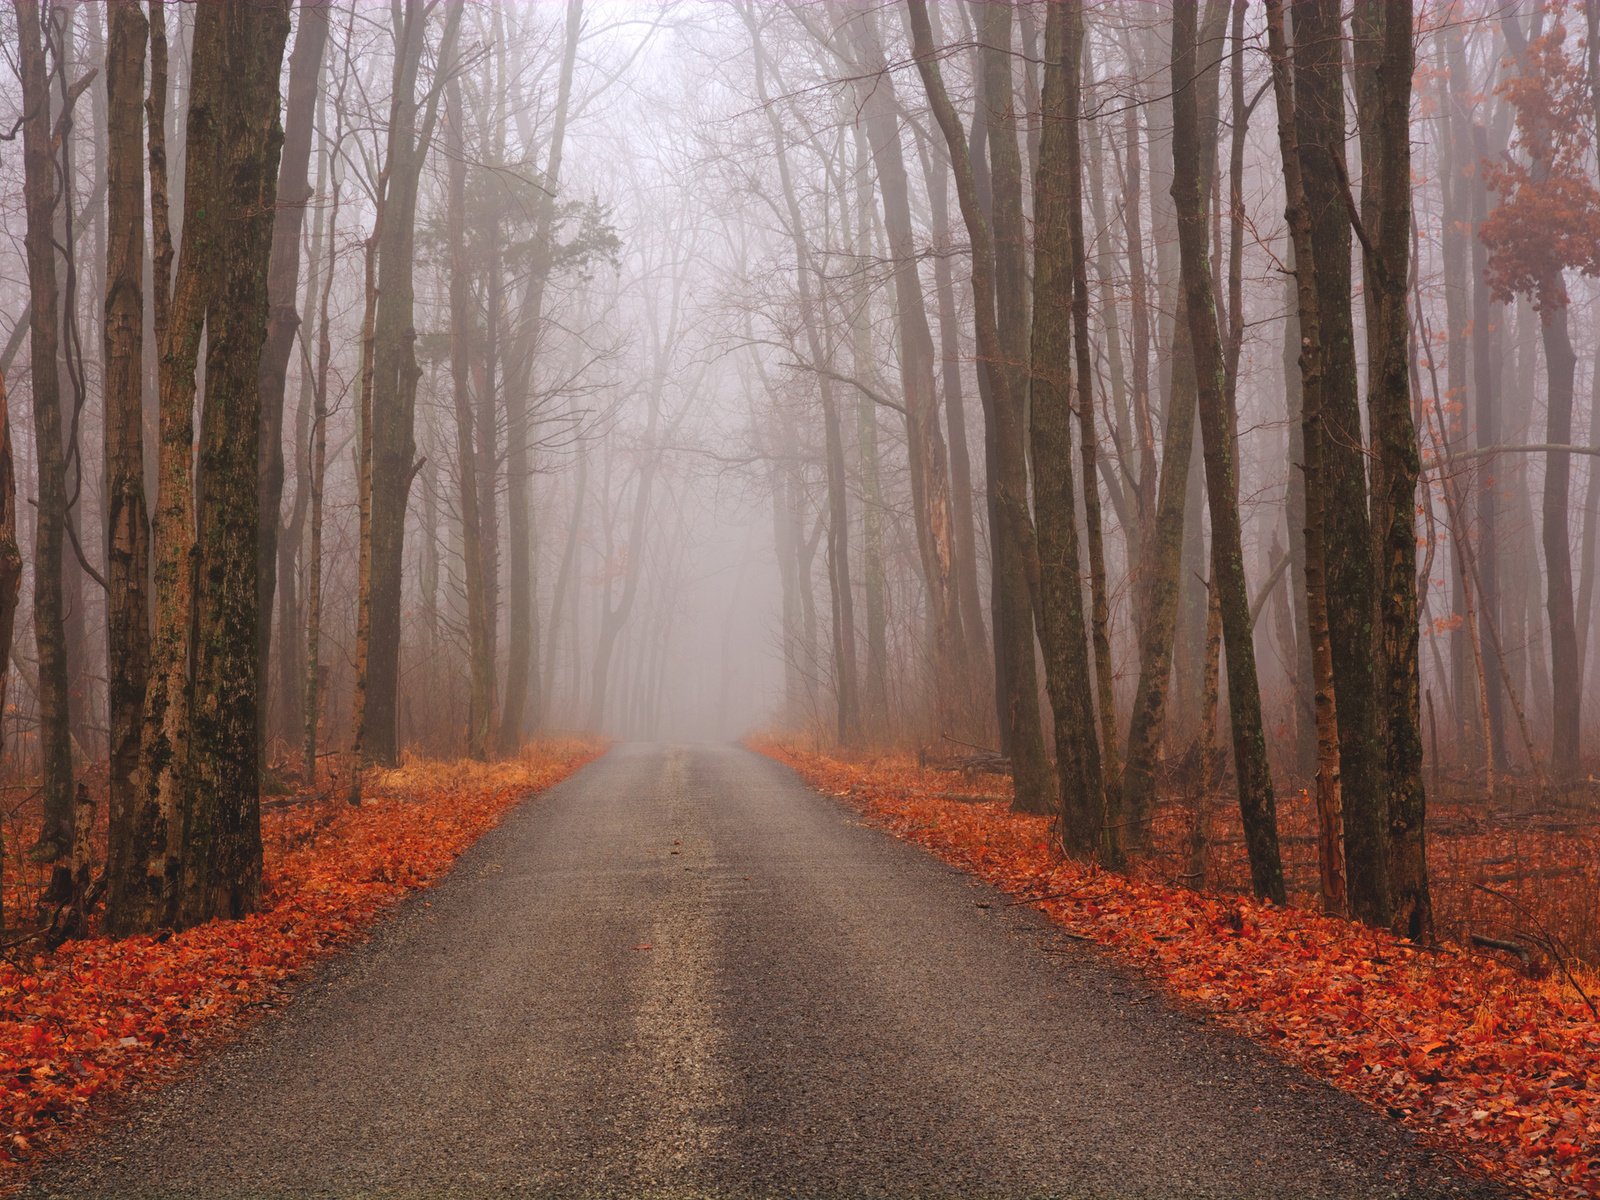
[0,738,604,1174]
[753,737,1600,1199]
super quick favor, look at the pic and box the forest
[0,0,1599,1196]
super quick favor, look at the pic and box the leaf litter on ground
[0,739,603,1175]
[753,738,1600,1199]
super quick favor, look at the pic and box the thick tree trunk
[1031,0,1110,862]
[1063,6,1123,808]
[1354,0,1432,939]
[16,0,76,865]
[255,0,330,766]
[1172,0,1285,904]
[976,2,1052,814]
[121,0,186,933]
[1292,0,1390,927]
[103,0,153,935]
[1266,0,1347,917]
[176,0,292,926]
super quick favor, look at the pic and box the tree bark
[176,0,293,926]
[122,0,186,933]
[303,150,339,785]
[103,0,153,935]
[0,371,24,932]
[255,0,330,767]
[446,77,492,761]
[1354,0,1432,939]
[1063,5,1123,808]
[1031,0,1110,862]
[907,0,1052,813]
[355,0,464,769]
[1172,0,1285,904]
[1266,0,1347,917]
[1292,0,1390,926]
[16,0,76,865]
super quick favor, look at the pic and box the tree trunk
[908,0,1052,813]
[921,137,990,694]
[1031,0,1110,862]
[746,17,859,746]
[1540,306,1582,781]
[255,0,330,767]
[1063,5,1123,809]
[356,0,464,770]
[446,78,492,762]
[1354,0,1432,939]
[176,0,292,926]
[121,0,187,933]
[103,0,153,935]
[1266,0,1346,917]
[498,0,582,753]
[0,371,24,931]
[1292,0,1390,926]
[844,11,964,740]
[303,159,339,786]
[16,0,76,865]
[1172,0,1285,904]
[1469,120,1509,769]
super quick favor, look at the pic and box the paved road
[26,743,1500,1199]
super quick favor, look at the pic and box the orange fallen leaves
[0,739,602,1174]
[755,739,1600,1199]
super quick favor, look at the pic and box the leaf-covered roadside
[0,740,603,1173]
[754,740,1600,1199]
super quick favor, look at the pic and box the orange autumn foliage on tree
[1481,1,1600,310]
[754,739,1600,1198]
[0,740,601,1172]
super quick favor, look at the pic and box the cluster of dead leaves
[0,739,602,1172]
[754,739,1600,1199]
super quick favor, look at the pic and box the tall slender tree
[1171,0,1284,903]
[1354,0,1432,938]
[1030,0,1109,861]
[1292,0,1390,925]
[16,0,77,868]
[907,0,1052,813]
[256,0,331,764]
[103,0,153,934]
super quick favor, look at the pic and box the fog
[1,0,1598,875]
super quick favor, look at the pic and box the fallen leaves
[0,739,602,1175]
[754,738,1600,1199]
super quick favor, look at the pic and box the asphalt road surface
[24,743,1503,1199]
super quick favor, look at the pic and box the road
[25,743,1501,1199]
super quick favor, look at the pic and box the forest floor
[752,738,1600,1199]
[0,737,603,1179]
[16,743,1495,1199]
